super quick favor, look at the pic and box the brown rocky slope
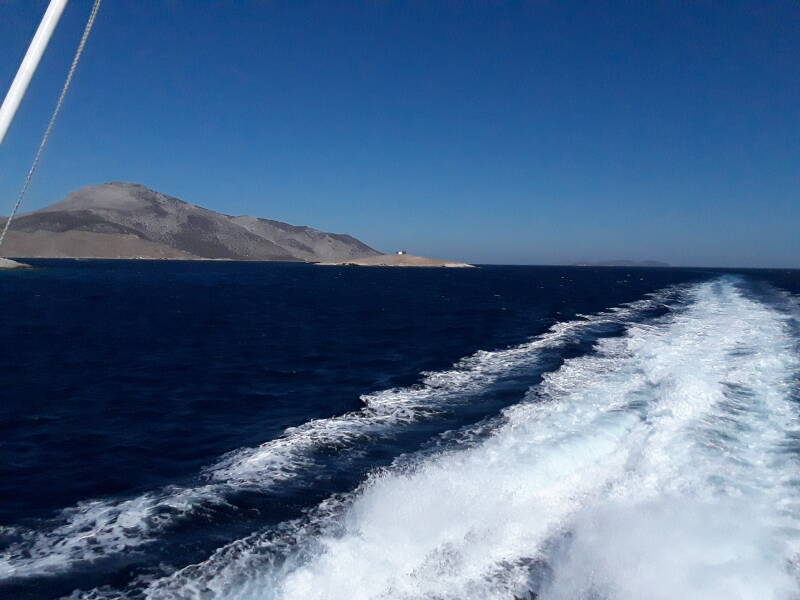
[0,182,380,262]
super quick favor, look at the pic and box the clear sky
[0,1,797,267]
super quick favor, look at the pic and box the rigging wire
[0,0,103,250]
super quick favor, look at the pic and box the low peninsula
[317,253,474,268]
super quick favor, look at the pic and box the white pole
[0,0,70,145]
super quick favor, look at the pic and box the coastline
[316,254,474,268]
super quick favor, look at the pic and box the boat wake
[84,276,800,600]
[5,276,800,600]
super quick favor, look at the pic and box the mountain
[0,182,380,262]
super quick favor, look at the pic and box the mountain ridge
[0,182,380,262]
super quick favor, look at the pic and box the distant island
[0,182,461,267]
[570,260,671,267]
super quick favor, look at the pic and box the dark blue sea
[1,261,799,600]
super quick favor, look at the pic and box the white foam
[0,486,230,580]
[2,291,665,580]
[543,280,800,599]
[130,277,800,600]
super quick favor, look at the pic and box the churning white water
[136,277,800,600]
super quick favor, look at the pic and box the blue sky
[0,1,797,267]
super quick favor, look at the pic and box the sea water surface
[1,261,799,599]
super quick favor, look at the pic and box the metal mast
[0,0,70,145]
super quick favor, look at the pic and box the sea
[1,260,799,600]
